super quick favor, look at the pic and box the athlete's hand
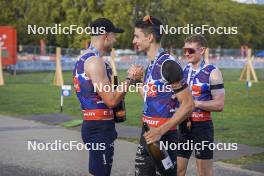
[143,128,162,144]
[127,64,144,80]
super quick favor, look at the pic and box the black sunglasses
[183,48,203,55]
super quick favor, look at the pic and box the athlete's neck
[90,40,105,56]
[147,43,161,61]
[192,58,203,70]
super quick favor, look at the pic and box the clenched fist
[127,64,144,81]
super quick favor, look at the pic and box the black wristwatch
[125,77,135,85]
[125,78,142,86]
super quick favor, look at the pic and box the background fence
[10,45,264,71]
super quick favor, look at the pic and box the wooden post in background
[110,48,118,77]
[53,47,64,86]
[204,48,209,64]
[0,47,4,86]
[239,48,258,82]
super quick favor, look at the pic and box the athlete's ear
[147,33,154,43]
[200,47,206,55]
[102,33,108,40]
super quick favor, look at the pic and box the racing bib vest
[142,49,181,129]
[73,45,114,121]
[183,61,216,121]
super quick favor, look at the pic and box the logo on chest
[146,83,157,97]
[191,78,209,97]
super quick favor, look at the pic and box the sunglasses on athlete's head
[183,47,205,55]
[143,15,154,25]
[142,15,163,39]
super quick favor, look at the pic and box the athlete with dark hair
[132,15,194,176]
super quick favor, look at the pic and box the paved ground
[1,114,264,176]
[18,113,76,125]
[115,124,264,160]
[115,123,264,173]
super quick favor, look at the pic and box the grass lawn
[222,152,264,165]
[0,69,264,147]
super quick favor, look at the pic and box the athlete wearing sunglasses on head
[177,34,225,176]
[132,15,194,176]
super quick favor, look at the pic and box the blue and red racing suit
[73,45,116,176]
[177,60,223,160]
[142,49,180,129]
[135,48,182,176]
[183,60,217,122]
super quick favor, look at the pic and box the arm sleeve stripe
[210,84,224,90]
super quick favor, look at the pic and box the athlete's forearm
[158,98,194,135]
[195,99,224,112]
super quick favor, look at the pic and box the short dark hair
[185,34,208,47]
[135,15,163,42]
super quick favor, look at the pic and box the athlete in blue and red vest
[177,34,225,176]
[73,18,142,176]
[132,15,194,176]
